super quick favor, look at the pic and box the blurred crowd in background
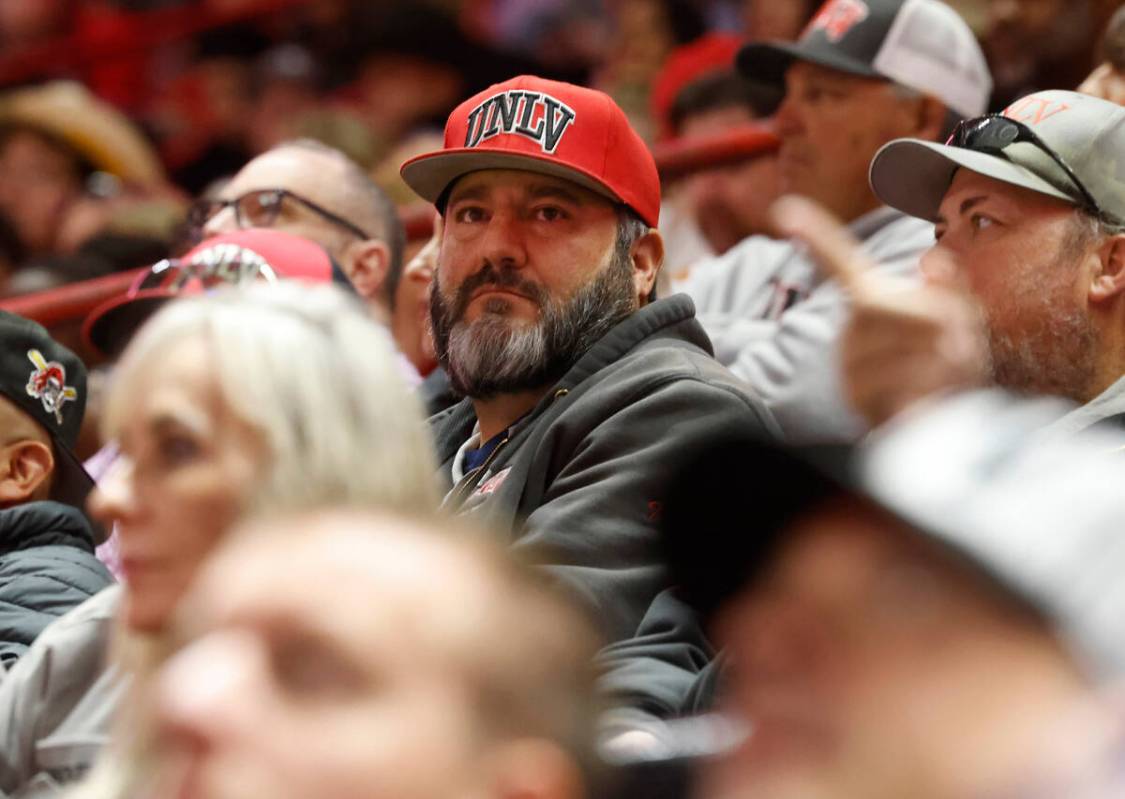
[0,0,1119,303]
[0,2,1124,799]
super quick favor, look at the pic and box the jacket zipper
[447,436,510,510]
[445,388,569,510]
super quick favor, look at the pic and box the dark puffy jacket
[0,501,114,667]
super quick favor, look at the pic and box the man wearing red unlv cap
[401,75,780,736]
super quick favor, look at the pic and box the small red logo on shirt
[474,467,512,497]
[806,0,870,42]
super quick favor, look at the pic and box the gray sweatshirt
[679,206,935,444]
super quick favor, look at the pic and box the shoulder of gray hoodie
[0,585,125,798]
[679,207,935,445]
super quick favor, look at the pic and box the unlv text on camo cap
[400,75,661,228]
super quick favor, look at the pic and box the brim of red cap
[652,123,780,181]
[83,289,178,359]
[737,40,881,87]
[400,148,653,226]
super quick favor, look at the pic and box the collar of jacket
[0,500,97,554]
[430,294,708,459]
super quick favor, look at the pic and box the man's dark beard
[430,248,638,400]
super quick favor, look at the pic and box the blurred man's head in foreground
[666,396,1125,798]
[153,510,604,799]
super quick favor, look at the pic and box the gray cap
[861,390,1125,679]
[870,90,1125,227]
[664,390,1125,679]
[737,0,991,119]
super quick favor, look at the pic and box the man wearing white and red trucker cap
[401,75,780,735]
[679,0,991,444]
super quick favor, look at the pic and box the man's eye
[802,87,840,103]
[970,214,995,231]
[271,639,365,700]
[453,206,485,224]
[533,206,566,222]
[157,435,200,466]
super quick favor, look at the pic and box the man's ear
[1089,233,1125,304]
[340,239,392,314]
[0,440,54,505]
[913,96,949,142]
[484,738,587,799]
[631,229,664,306]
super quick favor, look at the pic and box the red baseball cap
[83,229,348,357]
[400,75,661,228]
[650,33,742,142]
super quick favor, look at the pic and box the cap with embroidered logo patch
[83,229,351,358]
[737,0,991,119]
[0,311,101,538]
[870,90,1125,228]
[400,75,661,228]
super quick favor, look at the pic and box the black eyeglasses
[947,115,1110,223]
[187,188,372,241]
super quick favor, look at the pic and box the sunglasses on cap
[947,115,1111,224]
[132,245,281,294]
[187,188,372,241]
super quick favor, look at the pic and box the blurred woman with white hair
[0,282,438,798]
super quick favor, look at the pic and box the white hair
[74,283,437,799]
[103,281,437,515]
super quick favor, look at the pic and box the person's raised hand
[771,195,991,428]
[1079,63,1125,107]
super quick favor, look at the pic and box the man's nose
[920,244,963,289]
[478,212,528,269]
[202,204,239,238]
[87,455,137,528]
[773,92,802,139]
[155,632,262,751]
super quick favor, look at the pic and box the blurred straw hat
[0,81,165,186]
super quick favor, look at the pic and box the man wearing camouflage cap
[785,89,1125,435]
[0,312,112,667]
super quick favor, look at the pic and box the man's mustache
[451,263,547,321]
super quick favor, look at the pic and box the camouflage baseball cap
[870,90,1125,227]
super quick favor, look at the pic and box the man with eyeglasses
[190,139,406,335]
[780,89,1125,437]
